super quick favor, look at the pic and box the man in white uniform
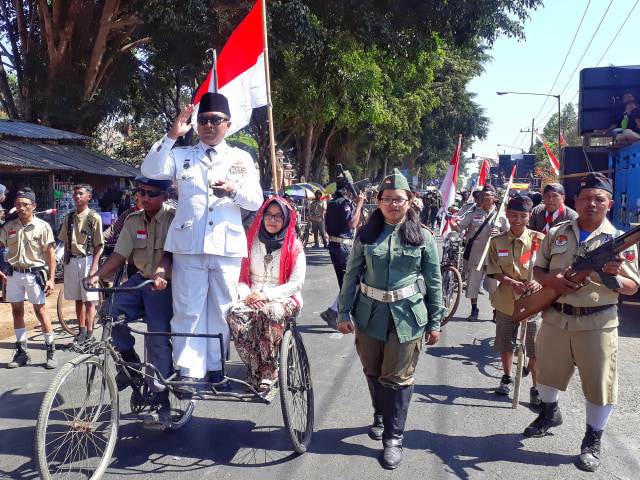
[142,92,263,393]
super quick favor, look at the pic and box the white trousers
[171,253,241,377]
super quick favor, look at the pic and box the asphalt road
[1,241,639,479]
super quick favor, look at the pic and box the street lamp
[496,91,562,175]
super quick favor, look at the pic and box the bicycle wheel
[279,328,314,453]
[298,222,310,248]
[36,354,119,480]
[168,388,196,431]
[440,265,462,327]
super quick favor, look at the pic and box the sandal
[257,379,273,392]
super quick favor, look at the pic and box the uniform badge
[498,249,509,257]
[625,250,636,261]
[229,164,247,175]
[555,235,568,246]
[8,230,16,238]
[137,230,147,239]
[473,215,482,222]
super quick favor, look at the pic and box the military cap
[579,172,613,194]
[15,187,36,202]
[135,174,171,191]
[507,194,533,212]
[482,184,496,193]
[543,183,565,195]
[199,92,231,117]
[379,168,411,192]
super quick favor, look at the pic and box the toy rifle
[512,234,539,409]
[513,223,640,322]
[476,165,516,271]
[337,163,358,198]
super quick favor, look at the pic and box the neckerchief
[544,203,564,234]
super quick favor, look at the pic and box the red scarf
[544,203,563,234]
[239,197,303,289]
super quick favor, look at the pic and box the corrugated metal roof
[0,140,138,177]
[0,120,91,140]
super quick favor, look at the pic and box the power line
[532,0,592,121]
[594,0,639,67]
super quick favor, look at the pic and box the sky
[467,0,639,173]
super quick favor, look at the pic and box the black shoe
[381,385,414,469]
[370,415,384,441]
[366,377,385,440]
[523,401,563,437]
[320,309,338,330]
[495,375,513,395]
[7,341,31,369]
[174,375,206,395]
[45,342,58,369]
[144,391,171,429]
[522,364,530,377]
[208,370,232,390]
[467,308,479,321]
[382,439,403,469]
[73,332,87,344]
[529,387,542,406]
[577,425,603,472]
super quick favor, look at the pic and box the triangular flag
[534,129,560,175]
[193,0,267,136]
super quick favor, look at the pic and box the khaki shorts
[6,271,44,304]
[535,321,618,406]
[493,310,539,356]
[63,256,100,302]
[465,263,497,299]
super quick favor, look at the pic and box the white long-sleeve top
[141,136,263,257]
[238,237,306,307]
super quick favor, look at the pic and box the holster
[34,268,48,291]
[462,239,474,261]
[64,251,70,265]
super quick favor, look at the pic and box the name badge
[137,230,147,239]
[8,230,16,238]
[498,249,509,257]
[229,164,247,175]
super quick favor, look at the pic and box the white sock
[536,383,560,403]
[330,299,338,311]
[44,332,54,344]
[15,328,27,342]
[586,401,613,431]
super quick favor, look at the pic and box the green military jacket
[338,222,445,343]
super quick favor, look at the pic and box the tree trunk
[0,62,19,119]
[300,123,315,181]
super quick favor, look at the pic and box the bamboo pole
[261,0,279,194]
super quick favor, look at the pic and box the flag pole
[261,0,279,194]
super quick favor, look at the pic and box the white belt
[329,236,353,245]
[360,282,420,303]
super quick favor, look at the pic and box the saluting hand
[168,104,196,140]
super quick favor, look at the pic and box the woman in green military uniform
[337,169,444,469]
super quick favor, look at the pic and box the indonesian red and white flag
[438,135,463,237]
[193,0,267,136]
[478,157,490,187]
[534,129,560,175]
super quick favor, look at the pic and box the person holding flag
[141,92,263,393]
[451,184,508,321]
[486,195,545,404]
[528,183,577,234]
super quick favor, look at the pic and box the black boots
[366,377,385,440]
[381,384,414,469]
[467,305,479,321]
[7,341,31,368]
[45,342,58,369]
[577,425,603,472]
[523,401,563,437]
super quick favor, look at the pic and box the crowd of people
[1,90,637,473]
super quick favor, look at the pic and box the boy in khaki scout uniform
[87,175,174,428]
[0,188,58,369]
[59,184,104,343]
[486,195,545,404]
[523,173,640,473]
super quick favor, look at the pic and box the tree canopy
[0,0,543,186]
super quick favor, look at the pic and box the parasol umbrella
[285,184,315,198]
[324,182,337,194]
[297,182,324,194]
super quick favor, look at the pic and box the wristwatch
[229,186,237,200]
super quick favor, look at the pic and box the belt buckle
[573,306,580,316]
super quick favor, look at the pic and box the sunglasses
[133,188,164,197]
[197,115,230,126]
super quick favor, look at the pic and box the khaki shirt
[487,228,545,315]
[113,204,176,279]
[457,206,509,265]
[309,199,326,220]
[0,217,54,268]
[58,208,104,255]
[536,219,640,331]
